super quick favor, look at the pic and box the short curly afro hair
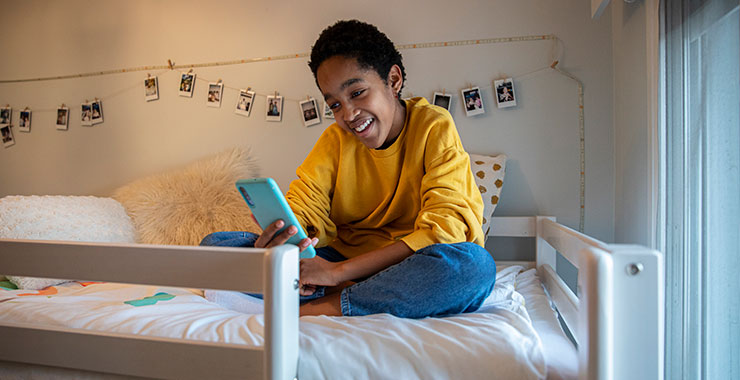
[308,20,406,99]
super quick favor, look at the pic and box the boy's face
[317,56,405,149]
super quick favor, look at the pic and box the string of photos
[0,33,587,232]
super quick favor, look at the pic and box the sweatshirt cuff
[400,230,438,253]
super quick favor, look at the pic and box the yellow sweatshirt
[286,97,484,259]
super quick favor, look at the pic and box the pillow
[112,146,262,246]
[0,195,136,289]
[469,153,507,238]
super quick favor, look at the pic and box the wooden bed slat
[489,216,537,237]
[577,247,614,380]
[0,322,263,380]
[539,219,609,270]
[0,239,265,292]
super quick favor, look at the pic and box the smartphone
[236,177,316,258]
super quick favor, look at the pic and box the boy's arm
[286,129,340,246]
[300,241,413,286]
[401,147,485,251]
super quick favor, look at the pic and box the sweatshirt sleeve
[285,128,339,248]
[400,117,485,251]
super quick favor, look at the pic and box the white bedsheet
[515,268,578,380]
[0,265,553,380]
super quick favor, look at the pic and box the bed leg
[263,245,300,380]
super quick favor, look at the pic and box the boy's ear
[387,64,403,94]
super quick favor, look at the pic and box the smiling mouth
[353,118,373,133]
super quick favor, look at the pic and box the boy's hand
[253,219,293,248]
[300,256,341,288]
[254,219,317,254]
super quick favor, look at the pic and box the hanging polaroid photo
[494,78,517,108]
[1,125,14,148]
[56,106,69,130]
[0,106,11,125]
[323,101,334,119]
[179,72,196,97]
[18,109,31,132]
[81,102,93,126]
[207,82,224,108]
[235,89,255,117]
[299,98,321,127]
[461,87,485,117]
[91,100,103,124]
[265,95,283,122]
[144,76,159,101]
[432,92,452,111]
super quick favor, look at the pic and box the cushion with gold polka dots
[469,153,507,239]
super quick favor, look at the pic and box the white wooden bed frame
[0,216,664,380]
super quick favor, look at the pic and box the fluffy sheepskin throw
[112,146,262,246]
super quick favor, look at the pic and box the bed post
[578,247,614,380]
[263,245,300,380]
[608,245,664,380]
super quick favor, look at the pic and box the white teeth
[354,118,372,132]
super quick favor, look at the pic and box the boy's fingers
[300,284,316,296]
[267,220,286,235]
[273,225,298,245]
[254,220,285,248]
[298,237,314,251]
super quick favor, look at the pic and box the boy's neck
[377,99,407,150]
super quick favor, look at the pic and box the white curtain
[661,0,739,378]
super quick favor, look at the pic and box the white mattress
[0,264,576,380]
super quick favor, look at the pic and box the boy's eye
[351,89,365,98]
[329,102,341,110]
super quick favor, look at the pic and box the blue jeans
[200,231,496,318]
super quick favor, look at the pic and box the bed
[0,149,664,380]
[0,215,663,380]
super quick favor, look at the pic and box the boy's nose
[342,104,360,123]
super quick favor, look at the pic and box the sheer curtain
[661,0,739,378]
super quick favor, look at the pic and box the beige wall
[0,0,615,242]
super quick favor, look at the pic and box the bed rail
[488,216,663,380]
[0,240,299,380]
[531,218,664,380]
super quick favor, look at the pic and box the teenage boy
[201,20,496,318]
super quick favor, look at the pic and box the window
[661,0,739,378]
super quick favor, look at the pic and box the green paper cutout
[0,280,18,290]
[124,292,176,307]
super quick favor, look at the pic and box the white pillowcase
[0,195,136,290]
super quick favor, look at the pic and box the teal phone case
[236,178,316,258]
